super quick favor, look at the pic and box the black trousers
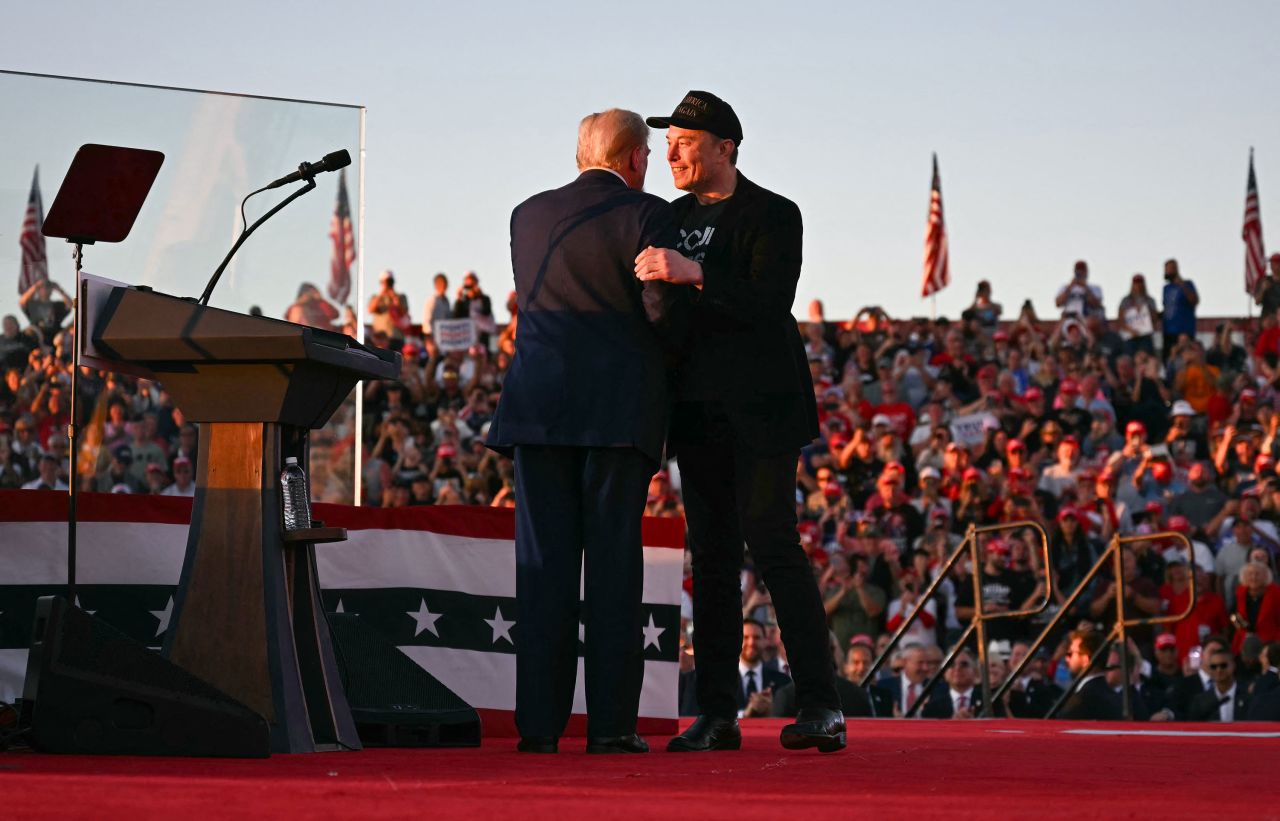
[675,402,840,719]
[512,444,655,738]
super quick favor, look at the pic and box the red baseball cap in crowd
[978,364,998,380]
[146,462,166,475]
[985,539,1010,556]
[1256,453,1276,473]
[1006,438,1025,453]
[1145,500,1165,517]
[437,445,457,459]
[1059,378,1079,394]
[849,634,874,649]
[946,441,962,453]
[1155,633,1178,650]
[1060,435,1080,449]
[1024,387,1044,402]
[1056,507,1079,523]
[876,472,898,487]
[884,461,905,477]
[930,507,950,521]
[829,432,851,450]
[1151,461,1173,483]
[962,467,982,482]
[1167,515,1192,533]
[1241,388,1258,403]
[822,481,844,499]
[993,330,1009,343]
[1125,420,1147,438]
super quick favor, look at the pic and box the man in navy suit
[487,108,686,754]
[920,648,984,719]
[637,91,842,752]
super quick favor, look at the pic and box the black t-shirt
[955,566,1036,641]
[677,199,729,264]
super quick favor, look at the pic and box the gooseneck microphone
[263,149,351,190]
[198,148,351,306]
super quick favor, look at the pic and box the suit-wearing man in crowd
[1058,629,1121,720]
[772,636,879,718]
[1004,641,1063,718]
[874,643,931,717]
[638,91,843,753]
[921,648,984,719]
[1246,643,1280,720]
[1188,647,1250,721]
[487,108,686,754]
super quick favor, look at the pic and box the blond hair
[575,108,648,173]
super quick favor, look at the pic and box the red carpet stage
[3,719,1276,820]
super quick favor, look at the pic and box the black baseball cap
[646,90,743,143]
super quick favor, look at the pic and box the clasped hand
[635,246,703,288]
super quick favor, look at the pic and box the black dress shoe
[586,733,649,754]
[780,707,846,753]
[666,715,742,752]
[517,736,558,753]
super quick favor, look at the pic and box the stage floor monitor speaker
[328,613,481,747]
[22,596,270,757]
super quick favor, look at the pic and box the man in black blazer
[637,91,842,753]
[1057,629,1122,721]
[487,108,686,754]
[1187,647,1250,721]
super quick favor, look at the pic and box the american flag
[921,153,949,298]
[1244,149,1266,296]
[18,166,49,296]
[327,169,355,305]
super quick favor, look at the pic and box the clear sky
[3,0,1279,325]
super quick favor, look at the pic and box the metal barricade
[859,520,1053,718]
[991,530,1197,720]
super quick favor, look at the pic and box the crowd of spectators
[6,255,1280,721]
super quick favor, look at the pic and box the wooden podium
[85,281,400,752]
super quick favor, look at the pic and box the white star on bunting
[485,605,515,645]
[150,596,174,637]
[408,599,442,637]
[642,613,665,650]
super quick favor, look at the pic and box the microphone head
[322,150,351,171]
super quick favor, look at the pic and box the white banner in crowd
[0,492,684,736]
[433,318,476,352]
[949,412,996,449]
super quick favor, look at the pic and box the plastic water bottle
[281,457,312,531]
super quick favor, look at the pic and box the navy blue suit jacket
[488,170,686,461]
